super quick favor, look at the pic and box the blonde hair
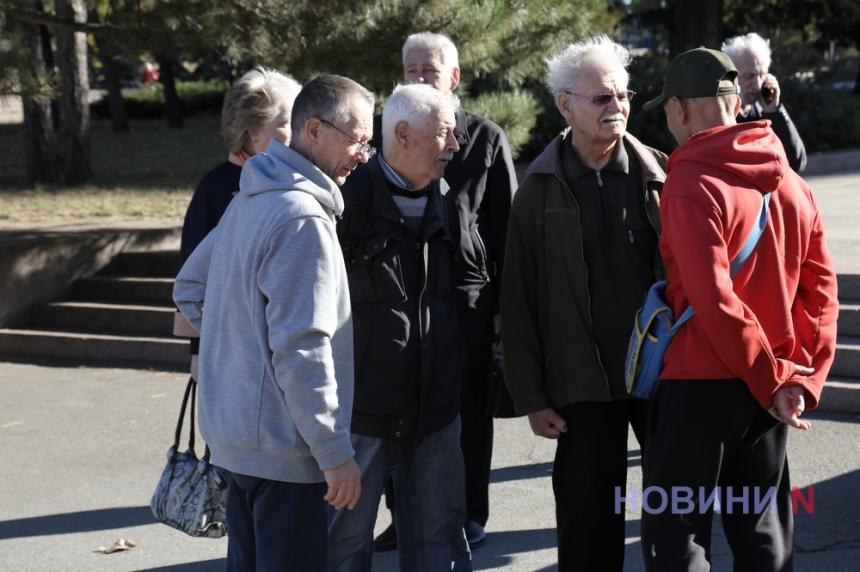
[221,66,301,154]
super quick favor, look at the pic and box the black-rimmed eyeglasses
[564,90,636,106]
[319,118,376,158]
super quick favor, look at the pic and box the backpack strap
[672,193,770,330]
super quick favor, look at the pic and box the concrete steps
[818,274,860,413]
[0,250,189,366]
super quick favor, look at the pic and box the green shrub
[464,88,541,159]
[90,79,230,121]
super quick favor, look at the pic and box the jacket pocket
[459,226,490,284]
[348,236,407,305]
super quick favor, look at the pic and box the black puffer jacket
[338,157,466,441]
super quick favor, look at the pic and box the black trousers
[459,345,494,525]
[641,379,794,572]
[553,398,649,572]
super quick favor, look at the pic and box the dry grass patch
[0,114,225,225]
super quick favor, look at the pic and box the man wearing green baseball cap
[639,47,838,571]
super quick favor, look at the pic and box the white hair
[401,31,460,69]
[221,66,301,153]
[381,83,460,156]
[721,33,772,70]
[545,34,631,98]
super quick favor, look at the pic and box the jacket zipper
[552,172,609,383]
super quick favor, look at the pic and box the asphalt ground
[0,167,858,571]
[0,357,858,572]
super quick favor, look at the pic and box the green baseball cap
[643,47,739,111]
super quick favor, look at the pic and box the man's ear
[556,92,573,121]
[304,117,324,147]
[395,121,411,146]
[449,66,461,92]
[732,94,741,118]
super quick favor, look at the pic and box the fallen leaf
[96,538,137,554]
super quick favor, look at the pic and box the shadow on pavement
[132,560,227,571]
[489,462,552,484]
[0,506,155,540]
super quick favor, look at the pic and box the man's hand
[527,408,568,439]
[190,354,199,382]
[767,364,814,430]
[493,314,501,335]
[760,73,781,112]
[323,458,362,510]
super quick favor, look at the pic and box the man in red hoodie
[639,48,838,571]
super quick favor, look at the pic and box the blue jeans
[328,418,472,572]
[226,472,328,571]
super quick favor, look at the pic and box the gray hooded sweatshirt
[173,139,355,483]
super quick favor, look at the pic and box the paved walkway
[0,357,858,571]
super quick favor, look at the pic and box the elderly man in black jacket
[328,83,471,572]
[372,30,518,552]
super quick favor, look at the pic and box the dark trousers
[226,472,328,572]
[553,398,649,572]
[383,346,494,527]
[641,379,793,572]
[459,345,494,525]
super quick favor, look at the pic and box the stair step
[837,301,860,337]
[118,250,181,277]
[32,301,175,336]
[0,327,190,364]
[838,274,860,300]
[818,376,860,414]
[74,276,175,304]
[832,335,860,378]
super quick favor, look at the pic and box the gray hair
[291,73,375,140]
[381,83,460,156]
[721,33,772,70]
[402,31,459,69]
[545,34,631,98]
[221,66,301,154]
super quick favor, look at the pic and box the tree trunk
[157,54,184,129]
[21,16,59,185]
[90,7,129,134]
[101,54,130,133]
[55,0,92,185]
[670,0,723,57]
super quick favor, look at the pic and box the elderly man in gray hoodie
[173,74,375,572]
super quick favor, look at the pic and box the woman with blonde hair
[175,67,301,378]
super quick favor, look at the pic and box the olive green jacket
[501,130,667,414]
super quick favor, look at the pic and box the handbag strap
[673,193,770,330]
[172,377,197,451]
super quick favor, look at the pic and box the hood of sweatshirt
[239,138,344,217]
[668,120,784,196]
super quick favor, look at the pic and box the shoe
[373,523,397,552]
[464,520,486,550]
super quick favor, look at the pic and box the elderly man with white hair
[501,34,667,571]
[329,83,472,572]
[722,32,807,172]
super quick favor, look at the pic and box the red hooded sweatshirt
[659,121,838,410]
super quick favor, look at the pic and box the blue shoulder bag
[624,193,770,400]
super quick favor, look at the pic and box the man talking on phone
[722,33,807,173]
